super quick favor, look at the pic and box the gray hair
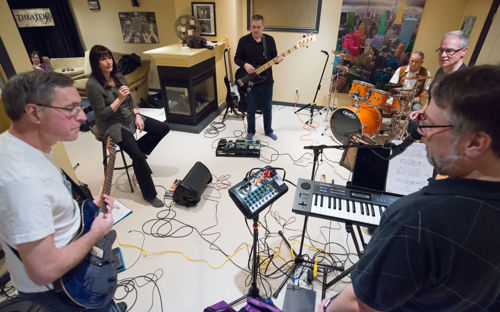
[411,51,425,61]
[2,70,74,122]
[442,30,468,48]
[431,65,500,157]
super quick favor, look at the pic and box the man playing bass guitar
[234,14,284,141]
[0,71,126,311]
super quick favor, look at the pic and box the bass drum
[329,104,382,145]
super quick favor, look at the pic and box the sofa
[43,52,151,105]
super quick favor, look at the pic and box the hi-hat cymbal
[401,76,432,80]
[332,50,355,60]
[332,64,360,76]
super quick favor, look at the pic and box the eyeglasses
[417,118,454,134]
[35,103,84,118]
[435,47,465,56]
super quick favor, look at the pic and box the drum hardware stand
[295,51,329,124]
[321,72,342,136]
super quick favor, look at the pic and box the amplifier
[173,161,212,207]
[216,139,260,158]
[229,167,288,219]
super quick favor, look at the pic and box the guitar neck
[255,45,299,75]
[99,146,115,213]
[228,49,235,85]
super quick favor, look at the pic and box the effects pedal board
[229,167,288,219]
[216,139,260,158]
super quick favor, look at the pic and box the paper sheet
[386,140,434,195]
[112,200,133,225]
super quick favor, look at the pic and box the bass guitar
[235,34,316,94]
[224,36,242,115]
[53,137,118,309]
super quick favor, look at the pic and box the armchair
[73,51,151,105]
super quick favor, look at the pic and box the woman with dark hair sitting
[85,45,169,207]
[30,51,51,71]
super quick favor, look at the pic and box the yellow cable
[290,239,327,278]
[116,234,250,270]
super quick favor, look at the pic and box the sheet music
[112,200,133,225]
[386,140,434,195]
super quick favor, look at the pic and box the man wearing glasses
[0,71,126,311]
[409,30,468,122]
[320,65,500,311]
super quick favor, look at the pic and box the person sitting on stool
[86,45,169,207]
[389,51,431,111]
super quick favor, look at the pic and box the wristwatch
[323,293,339,312]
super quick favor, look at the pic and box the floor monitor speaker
[173,161,212,207]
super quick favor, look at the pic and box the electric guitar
[224,36,241,112]
[235,34,316,94]
[53,137,118,309]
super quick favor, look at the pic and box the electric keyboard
[292,178,402,227]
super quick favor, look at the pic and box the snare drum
[367,89,390,109]
[349,80,374,100]
[330,104,382,145]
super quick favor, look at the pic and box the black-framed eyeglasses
[35,103,84,118]
[417,118,454,134]
[435,47,465,56]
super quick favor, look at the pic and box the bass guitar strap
[262,34,267,59]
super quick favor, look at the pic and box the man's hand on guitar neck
[275,55,284,64]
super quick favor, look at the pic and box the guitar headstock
[297,34,316,48]
[106,137,117,157]
[225,36,230,50]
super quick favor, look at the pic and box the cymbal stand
[295,51,329,124]
[321,71,341,136]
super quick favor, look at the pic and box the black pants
[118,117,169,200]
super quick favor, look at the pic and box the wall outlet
[295,88,299,94]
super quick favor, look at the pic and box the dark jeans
[19,290,120,312]
[118,116,169,200]
[245,83,274,135]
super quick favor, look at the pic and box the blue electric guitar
[53,137,118,309]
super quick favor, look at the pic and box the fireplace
[158,57,218,125]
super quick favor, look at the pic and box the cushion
[84,50,92,77]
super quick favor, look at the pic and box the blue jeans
[245,83,274,135]
[19,290,120,312]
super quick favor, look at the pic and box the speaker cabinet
[173,161,212,207]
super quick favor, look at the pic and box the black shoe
[117,302,127,312]
[147,197,164,207]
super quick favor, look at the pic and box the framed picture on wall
[191,2,216,36]
[118,12,159,43]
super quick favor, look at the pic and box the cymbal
[332,64,360,76]
[401,76,432,80]
[332,50,355,60]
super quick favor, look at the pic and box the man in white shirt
[389,51,431,110]
[0,70,124,311]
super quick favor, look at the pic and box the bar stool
[83,106,134,192]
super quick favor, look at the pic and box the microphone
[114,73,125,87]
[321,50,328,55]
[387,126,422,160]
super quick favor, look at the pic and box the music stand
[295,51,329,124]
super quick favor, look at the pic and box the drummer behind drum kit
[327,61,431,144]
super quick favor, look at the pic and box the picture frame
[247,0,322,33]
[88,0,100,10]
[191,2,216,36]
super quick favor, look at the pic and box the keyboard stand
[321,222,366,299]
[273,144,345,299]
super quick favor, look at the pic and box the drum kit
[325,62,431,144]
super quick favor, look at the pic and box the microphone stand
[295,51,329,124]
